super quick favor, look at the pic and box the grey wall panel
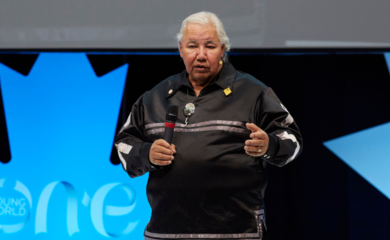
[0,0,389,49]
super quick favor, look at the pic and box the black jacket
[114,61,303,239]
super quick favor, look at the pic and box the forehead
[183,23,219,42]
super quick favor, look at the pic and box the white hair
[176,11,231,61]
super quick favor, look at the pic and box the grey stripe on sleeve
[115,142,134,170]
[115,143,128,170]
[119,113,132,132]
[280,103,294,127]
[144,231,260,239]
[145,120,247,130]
[145,125,251,136]
[276,131,300,163]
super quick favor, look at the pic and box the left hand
[245,123,269,157]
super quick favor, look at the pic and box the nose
[196,46,206,62]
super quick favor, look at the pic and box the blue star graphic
[324,53,390,200]
[0,53,150,239]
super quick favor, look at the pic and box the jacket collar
[166,60,236,98]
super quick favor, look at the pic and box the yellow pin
[223,87,232,96]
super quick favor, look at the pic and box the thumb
[246,123,260,132]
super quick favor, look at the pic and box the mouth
[194,65,209,72]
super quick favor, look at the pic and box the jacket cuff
[261,134,279,161]
[140,142,156,172]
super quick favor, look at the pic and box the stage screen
[0,0,390,49]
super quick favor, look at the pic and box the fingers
[171,144,177,154]
[245,123,269,157]
[155,139,171,148]
[155,145,174,156]
[150,139,175,166]
[250,131,267,139]
[246,123,261,132]
[153,151,174,161]
[245,151,265,157]
[245,145,262,152]
[246,123,267,139]
[245,139,266,147]
[245,140,268,156]
[245,138,267,152]
[152,159,173,166]
[155,140,177,153]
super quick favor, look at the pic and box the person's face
[179,23,225,85]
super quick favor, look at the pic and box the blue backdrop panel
[324,53,390,200]
[324,122,390,199]
[0,53,150,239]
[385,53,390,75]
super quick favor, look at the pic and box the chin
[192,71,213,80]
[192,75,211,84]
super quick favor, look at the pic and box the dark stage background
[1,51,390,240]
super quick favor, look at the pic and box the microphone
[164,105,178,144]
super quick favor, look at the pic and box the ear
[220,44,225,59]
[179,42,183,58]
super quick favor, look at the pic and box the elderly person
[115,11,302,240]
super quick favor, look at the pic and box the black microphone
[164,105,178,144]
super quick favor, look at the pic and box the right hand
[149,139,176,166]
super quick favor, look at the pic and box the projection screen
[0,0,390,49]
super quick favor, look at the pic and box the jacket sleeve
[255,87,303,167]
[114,92,155,178]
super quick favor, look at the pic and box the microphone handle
[164,121,175,144]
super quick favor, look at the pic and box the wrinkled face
[179,23,225,85]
